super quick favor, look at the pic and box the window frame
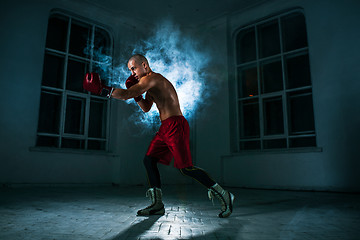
[233,9,317,152]
[35,10,113,153]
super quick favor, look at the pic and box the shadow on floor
[110,215,162,240]
[109,214,242,240]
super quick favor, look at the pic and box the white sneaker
[137,188,165,216]
[208,184,235,218]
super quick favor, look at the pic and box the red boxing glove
[125,74,138,88]
[125,74,143,102]
[83,73,113,98]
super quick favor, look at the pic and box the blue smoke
[88,21,211,130]
[130,21,211,127]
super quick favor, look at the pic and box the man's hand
[125,75,143,102]
[83,72,113,98]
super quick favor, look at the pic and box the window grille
[234,10,316,151]
[36,11,112,151]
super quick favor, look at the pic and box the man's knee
[143,155,151,167]
[179,166,215,188]
[179,166,194,176]
[143,155,157,167]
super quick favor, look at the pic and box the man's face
[127,59,146,80]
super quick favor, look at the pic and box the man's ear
[142,62,147,69]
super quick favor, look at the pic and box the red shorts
[146,115,193,169]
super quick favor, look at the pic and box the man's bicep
[138,76,155,93]
[127,82,148,97]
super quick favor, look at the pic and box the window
[235,10,316,151]
[36,11,112,151]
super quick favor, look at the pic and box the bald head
[127,54,152,79]
[129,54,149,66]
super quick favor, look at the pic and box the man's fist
[125,74,139,88]
[83,73,113,98]
[125,75,143,102]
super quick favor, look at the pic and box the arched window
[234,10,316,151]
[36,11,113,151]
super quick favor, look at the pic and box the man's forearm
[111,88,129,100]
[112,86,145,100]
[112,88,139,100]
[137,98,153,112]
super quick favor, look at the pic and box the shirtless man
[84,54,234,218]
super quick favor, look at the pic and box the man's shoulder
[151,72,164,78]
[140,72,165,89]
[147,72,167,82]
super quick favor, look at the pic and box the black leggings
[143,155,216,189]
[143,155,162,188]
[179,166,216,188]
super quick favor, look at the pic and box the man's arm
[111,88,133,100]
[111,76,154,100]
[137,92,153,112]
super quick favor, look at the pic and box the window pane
[42,53,64,88]
[66,59,89,92]
[45,15,68,52]
[240,140,261,150]
[36,136,59,148]
[288,90,315,134]
[286,54,311,89]
[236,28,256,63]
[263,139,286,149]
[94,27,111,59]
[258,20,280,58]
[260,59,283,94]
[69,21,91,57]
[239,99,260,138]
[263,97,284,135]
[90,28,112,83]
[61,138,85,149]
[238,66,258,98]
[88,140,106,150]
[289,136,316,148]
[281,13,308,52]
[64,96,85,135]
[37,91,62,134]
[89,98,107,138]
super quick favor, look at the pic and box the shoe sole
[219,192,235,218]
[137,207,165,216]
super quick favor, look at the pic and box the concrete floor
[0,185,359,240]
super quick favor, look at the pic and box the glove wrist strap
[108,87,114,98]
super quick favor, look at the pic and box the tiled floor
[0,185,359,240]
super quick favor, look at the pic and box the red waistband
[161,115,185,123]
